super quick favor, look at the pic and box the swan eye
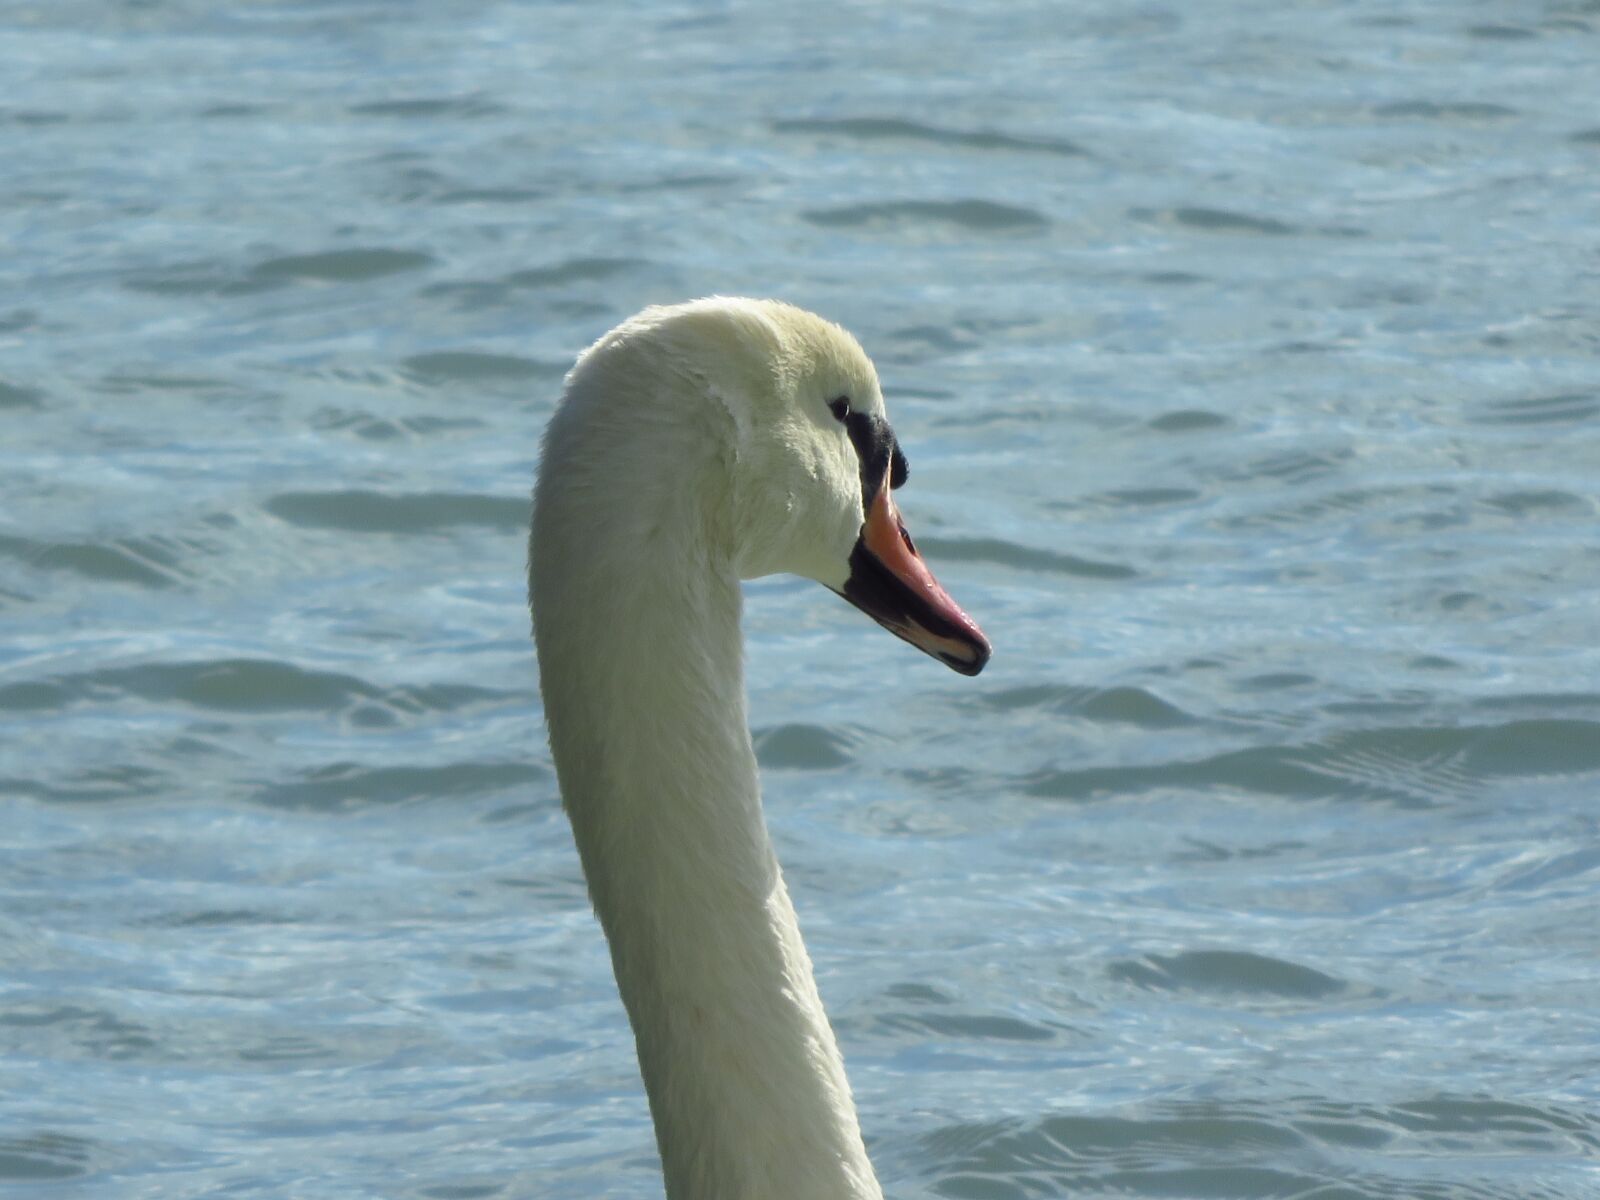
[827,396,851,423]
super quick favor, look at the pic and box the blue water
[4,2,1599,1197]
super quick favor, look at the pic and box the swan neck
[533,543,881,1200]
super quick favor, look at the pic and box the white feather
[530,298,889,1199]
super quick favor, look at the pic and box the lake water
[4,2,1599,1197]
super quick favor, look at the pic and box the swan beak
[834,476,992,676]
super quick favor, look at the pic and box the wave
[773,116,1088,158]
[0,658,514,717]
[918,1096,1599,1199]
[257,760,547,812]
[264,490,528,534]
[1023,719,1600,805]
[804,199,1049,233]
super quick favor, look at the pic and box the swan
[529,297,991,1199]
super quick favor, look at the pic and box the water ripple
[0,659,515,718]
[1108,949,1350,999]
[501,257,637,288]
[773,117,1089,158]
[753,723,855,769]
[252,249,434,283]
[0,1133,98,1183]
[264,490,528,534]
[1471,392,1599,426]
[0,532,187,589]
[400,352,563,386]
[879,1011,1055,1043]
[918,536,1136,580]
[1147,408,1229,432]
[347,96,505,119]
[803,200,1049,233]
[980,684,1192,728]
[1373,100,1518,121]
[0,380,44,409]
[1023,720,1600,805]
[257,761,546,812]
[1130,206,1299,236]
[921,1096,1600,1199]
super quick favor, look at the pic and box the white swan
[529,297,990,1199]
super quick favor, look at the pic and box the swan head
[548,296,991,675]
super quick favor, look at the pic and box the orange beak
[834,468,991,675]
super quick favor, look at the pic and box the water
[3,1,1599,1196]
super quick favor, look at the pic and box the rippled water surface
[4,2,1600,1197]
